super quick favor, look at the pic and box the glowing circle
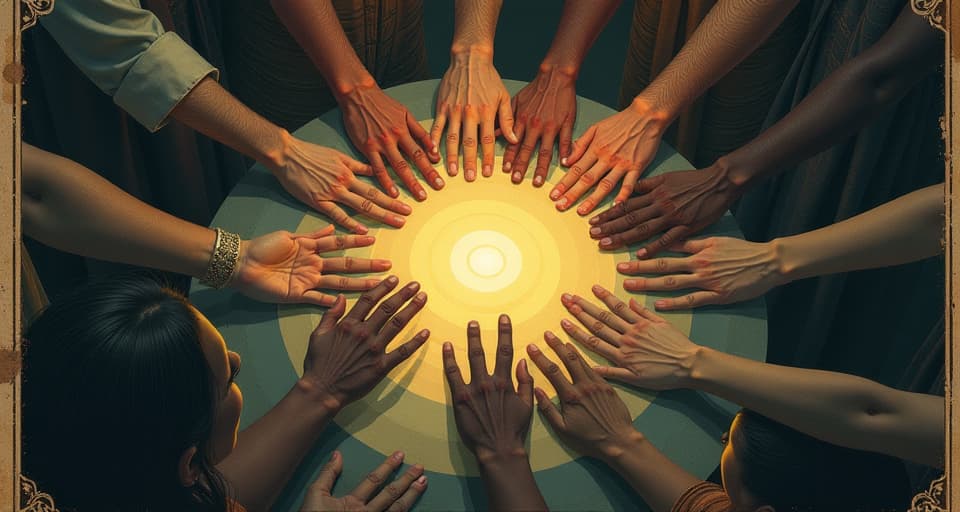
[450,230,522,292]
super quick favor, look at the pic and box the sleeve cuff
[113,31,219,132]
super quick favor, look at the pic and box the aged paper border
[0,1,955,510]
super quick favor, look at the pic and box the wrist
[538,59,580,80]
[293,376,344,418]
[450,43,494,62]
[770,235,808,283]
[687,346,728,391]
[223,239,249,289]
[332,73,378,103]
[600,429,648,464]
[627,96,673,136]
[262,129,295,175]
[475,445,530,468]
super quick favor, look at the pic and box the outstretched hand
[300,450,427,512]
[231,226,391,306]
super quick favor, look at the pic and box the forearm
[477,453,547,511]
[722,5,942,186]
[689,348,944,468]
[539,0,621,76]
[773,184,944,281]
[170,76,289,173]
[217,380,338,512]
[603,433,701,512]
[21,144,214,278]
[452,0,502,53]
[270,0,373,97]
[635,0,800,119]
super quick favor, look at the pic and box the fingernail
[361,236,376,244]
[469,320,479,328]
[390,187,399,197]
[466,169,476,181]
[549,189,560,200]
[513,171,522,182]
[399,204,413,215]
[483,164,492,176]
[449,162,458,175]
[617,262,629,271]
[655,300,667,308]
[332,450,340,461]
[406,282,420,290]
[393,451,405,461]
[624,279,637,288]
[636,249,647,258]
[499,314,510,324]
[377,260,392,270]
[415,291,427,302]
[443,341,453,352]
[592,284,603,293]
[435,177,445,188]
[561,293,573,302]
[527,344,540,353]
[589,216,600,225]
[417,476,427,485]
[520,358,528,371]
[534,176,544,187]
[387,275,399,284]
[561,157,568,166]
[600,237,612,246]
[420,328,430,337]
[417,189,427,201]
[557,198,569,209]
[504,161,512,171]
[357,225,369,235]
[393,215,406,226]
[590,227,602,236]
[561,319,572,328]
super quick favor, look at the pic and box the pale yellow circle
[450,230,521,291]
[467,245,504,277]
[278,129,693,475]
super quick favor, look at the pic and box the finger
[640,225,692,259]
[614,169,642,205]
[526,343,575,401]
[375,289,427,343]
[628,298,664,322]
[385,144,426,202]
[598,217,668,251]
[312,293,347,333]
[367,151,399,198]
[350,451,405,501]
[408,112,439,163]
[593,366,640,386]
[558,117,574,161]
[568,342,604,383]
[442,341,467,391]
[341,190,405,229]
[591,204,659,239]
[559,317,620,364]
[461,106,479,182]
[591,284,642,323]
[430,108,447,157]
[480,114,496,177]
[310,450,343,497]
[589,195,654,227]
[561,124,596,167]
[557,158,609,212]
[616,256,693,276]
[345,275,400,321]
[385,474,428,512]
[316,201,368,235]
[502,97,523,173]
[493,314,513,379]
[445,107,462,177]
[551,151,597,203]
[635,174,666,194]
[531,130,556,188]
[384,328,430,370]
[653,291,722,310]
[534,387,565,431]
[466,319,488,379]
[498,95,517,144]
[400,133,444,190]
[577,166,626,216]
[543,330,587,383]
[663,237,713,255]
[302,225,336,239]
[516,358,534,408]
[365,281,421,332]
[349,180,413,224]
[301,291,342,307]
[511,127,540,184]
[623,274,702,293]
[561,292,631,334]
[367,464,425,512]
[316,275,381,292]
[345,155,375,177]
[564,301,623,346]
[322,257,392,274]
[314,234,377,253]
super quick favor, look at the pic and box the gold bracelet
[200,228,241,289]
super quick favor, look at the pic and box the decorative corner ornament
[911,0,946,33]
[908,474,946,512]
[20,0,54,31]
[19,476,58,512]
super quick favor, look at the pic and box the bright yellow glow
[450,230,521,292]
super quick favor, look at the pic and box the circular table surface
[190,79,766,511]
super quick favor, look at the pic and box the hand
[230,226,391,306]
[558,286,701,391]
[442,315,534,464]
[271,133,413,234]
[339,83,443,201]
[502,66,576,187]
[587,165,741,257]
[300,450,427,512]
[617,237,785,309]
[301,276,430,412]
[526,333,641,461]
[431,49,518,181]
[550,99,670,215]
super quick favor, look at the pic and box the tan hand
[272,135,413,234]
[587,165,740,257]
[617,237,784,309]
[558,286,701,391]
[551,101,669,215]
[300,450,427,512]
[431,49,518,181]
[231,226,392,306]
[526,333,639,461]
[502,67,577,187]
[340,84,442,201]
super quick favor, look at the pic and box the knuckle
[463,137,476,148]
[656,259,669,271]
[481,135,495,144]
[447,133,459,142]
[387,484,402,499]
[546,363,561,375]
[366,472,384,485]
[389,315,406,329]
[591,321,604,333]
[498,345,513,358]
[360,199,373,212]
[588,336,602,348]
[344,257,355,270]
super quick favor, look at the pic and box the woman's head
[23,275,242,511]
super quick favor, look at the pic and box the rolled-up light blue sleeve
[39,0,219,131]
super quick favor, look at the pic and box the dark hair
[22,274,234,511]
